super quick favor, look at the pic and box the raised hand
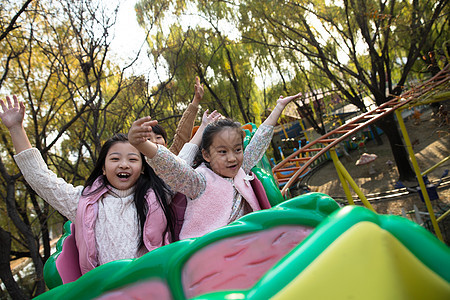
[276,92,302,108]
[188,109,222,147]
[262,92,302,127]
[201,109,221,127]
[128,116,158,147]
[0,95,32,153]
[192,76,204,106]
[0,95,25,130]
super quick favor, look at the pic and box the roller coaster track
[272,65,450,197]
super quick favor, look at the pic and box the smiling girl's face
[202,127,244,178]
[103,142,143,190]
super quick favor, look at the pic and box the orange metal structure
[272,65,450,197]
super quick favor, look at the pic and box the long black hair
[193,118,244,168]
[83,133,175,248]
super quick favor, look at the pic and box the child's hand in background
[201,109,221,127]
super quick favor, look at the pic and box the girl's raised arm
[241,92,301,173]
[1,95,81,221]
[0,95,32,153]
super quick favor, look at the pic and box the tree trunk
[0,227,27,300]
[30,191,51,261]
[225,48,250,124]
[5,181,46,297]
[377,114,416,182]
[41,207,51,261]
[369,124,383,146]
[199,73,230,118]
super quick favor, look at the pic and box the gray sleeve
[147,145,206,199]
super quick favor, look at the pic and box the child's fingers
[207,110,221,121]
[131,117,158,134]
[19,101,25,115]
[5,96,13,108]
[278,92,301,104]
[287,92,301,100]
[0,99,6,112]
[195,77,201,91]
[132,124,153,135]
[12,95,19,107]
[134,116,153,126]
[0,96,20,111]
[210,110,221,119]
[141,120,158,127]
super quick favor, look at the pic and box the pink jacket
[75,177,168,274]
[179,164,262,240]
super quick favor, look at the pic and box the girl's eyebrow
[213,143,242,149]
[107,152,121,156]
[107,152,140,157]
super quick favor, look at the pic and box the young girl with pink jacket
[128,92,301,239]
[0,96,173,275]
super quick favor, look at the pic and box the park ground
[301,106,450,245]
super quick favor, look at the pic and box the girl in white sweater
[0,95,174,275]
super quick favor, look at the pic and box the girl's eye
[110,157,119,161]
[236,148,242,153]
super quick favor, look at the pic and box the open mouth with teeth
[117,173,131,179]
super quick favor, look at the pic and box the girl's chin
[225,169,239,177]
[216,171,236,178]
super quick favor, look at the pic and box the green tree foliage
[237,0,448,180]
[135,0,265,127]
